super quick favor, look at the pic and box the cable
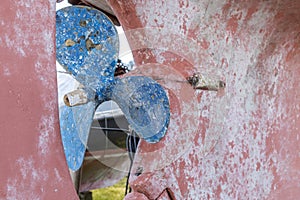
[125,130,139,195]
[125,135,131,195]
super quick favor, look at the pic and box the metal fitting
[187,73,226,91]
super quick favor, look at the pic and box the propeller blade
[109,76,170,143]
[59,101,96,171]
[56,5,119,91]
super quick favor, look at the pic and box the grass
[91,178,127,200]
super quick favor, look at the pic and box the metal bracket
[187,73,226,91]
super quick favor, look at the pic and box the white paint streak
[0,0,55,58]
[4,0,60,198]
[134,1,205,64]
[54,168,63,182]
[3,66,11,76]
[38,115,55,155]
[6,156,49,200]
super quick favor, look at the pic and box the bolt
[135,166,143,176]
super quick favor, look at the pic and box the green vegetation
[92,178,127,200]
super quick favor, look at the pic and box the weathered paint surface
[107,0,300,199]
[109,76,170,143]
[56,5,119,171]
[56,6,119,95]
[56,6,170,170]
[1,0,299,199]
[0,0,78,199]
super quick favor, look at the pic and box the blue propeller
[56,6,170,171]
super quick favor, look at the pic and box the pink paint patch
[200,39,210,50]
[226,14,240,35]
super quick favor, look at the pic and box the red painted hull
[106,0,300,199]
[0,1,77,199]
[1,0,300,199]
